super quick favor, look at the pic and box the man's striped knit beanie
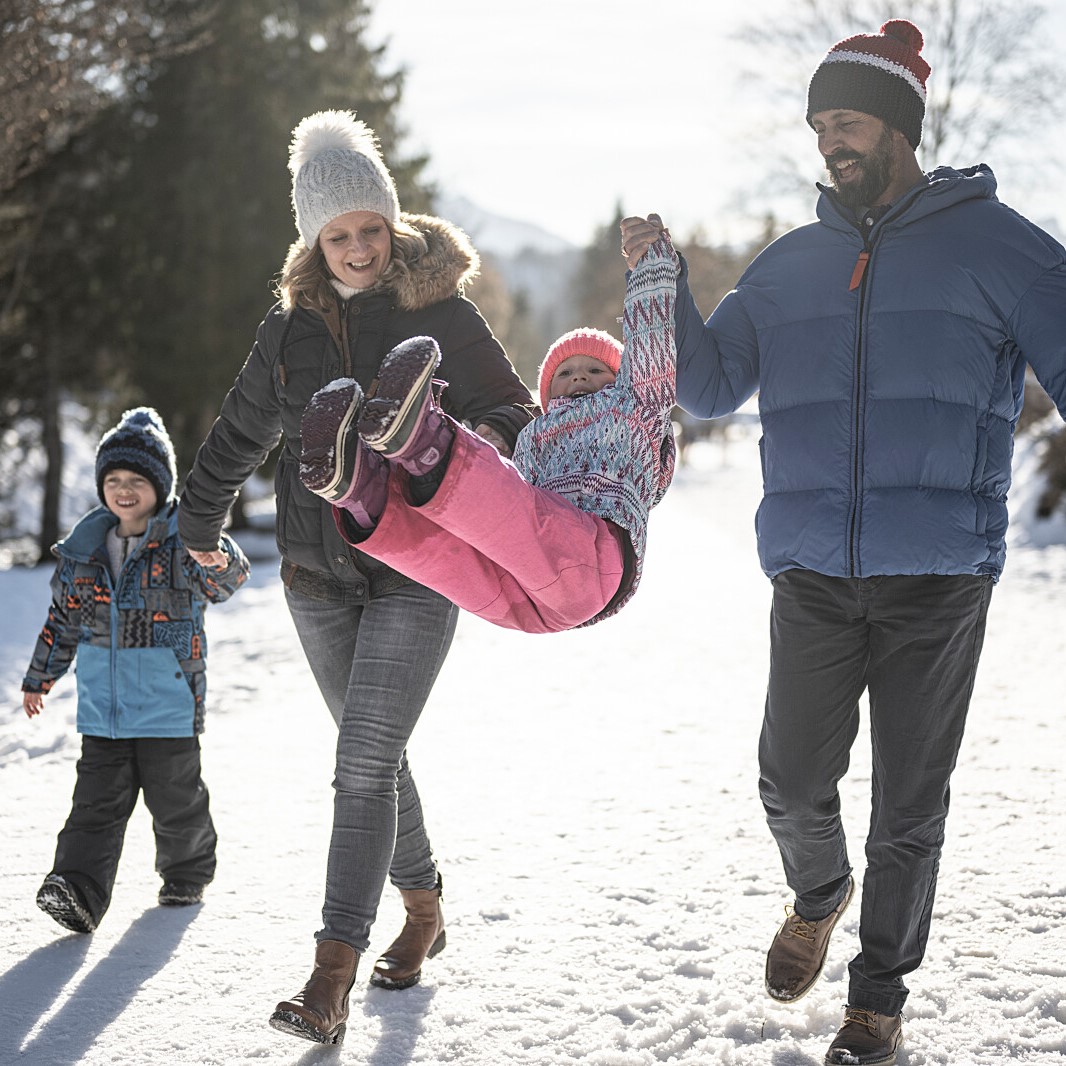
[806,19,930,149]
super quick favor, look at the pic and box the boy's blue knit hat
[95,407,177,509]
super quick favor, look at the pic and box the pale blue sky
[366,1,1066,246]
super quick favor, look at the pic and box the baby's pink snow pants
[336,427,626,633]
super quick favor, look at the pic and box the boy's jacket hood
[815,164,998,232]
[55,502,178,562]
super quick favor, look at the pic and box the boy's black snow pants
[51,735,217,924]
[758,569,993,1017]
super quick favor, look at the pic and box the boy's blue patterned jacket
[22,501,249,737]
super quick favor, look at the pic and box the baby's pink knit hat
[538,327,623,409]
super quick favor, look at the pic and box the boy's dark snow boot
[36,874,96,934]
[370,873,446,990]
[299,378,389,525]
[269,940,360,1045]
[358,336,454,478]
[824,1006,902,1065]
[159,881,204,906]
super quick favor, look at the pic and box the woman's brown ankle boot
[370,874,446,989]
[269,939,360,1044]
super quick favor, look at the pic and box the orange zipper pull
[849,251,869,291]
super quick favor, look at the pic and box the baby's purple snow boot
[299,378,388,527]
[358,336,454,478]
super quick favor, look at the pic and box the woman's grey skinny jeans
[285,581,458,953]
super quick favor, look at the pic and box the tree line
[4,0,1064,562]
[0,0,764,562]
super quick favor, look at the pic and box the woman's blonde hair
[275,216,429,311]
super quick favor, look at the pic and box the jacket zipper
[846,229,875,577]
[107,565,119,738]
[339,295,352,376]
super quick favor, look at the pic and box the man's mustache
[826,150,862,167]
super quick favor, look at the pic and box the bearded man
[622,18,1066,1066]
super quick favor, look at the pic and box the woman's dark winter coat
[179,213,534,593]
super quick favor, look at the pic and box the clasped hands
[620,213,668,270]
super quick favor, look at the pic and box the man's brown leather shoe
[825,1006,902,1065]
[269,940,360,1044]
[765,875,854,1002]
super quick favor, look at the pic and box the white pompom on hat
[289,110,400,248]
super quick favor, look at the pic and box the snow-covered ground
[1,430,1064,1065]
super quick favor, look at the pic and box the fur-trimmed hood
[388,212,481,312]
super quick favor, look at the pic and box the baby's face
[549,355,617,400]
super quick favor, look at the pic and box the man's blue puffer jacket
[675,165,1066,580]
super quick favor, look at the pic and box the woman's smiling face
[319,211,392,288]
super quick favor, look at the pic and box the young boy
[296,227,678,633]
[22,407,249,933]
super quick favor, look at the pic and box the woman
[178,110,534,1045]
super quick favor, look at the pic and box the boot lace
[843,1007,879,1034]
[783,906,818,942]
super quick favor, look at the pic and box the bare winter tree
[737,0,1066,523]
[736,0,1065,200]
[0,0,216,193]
[0,0,216,561]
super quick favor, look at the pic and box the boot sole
[825,1051,897,1066]
[299,380,363,500]
[368,930,446,990]
[36,881,95,934]
[359,337,440,454]
[269,1010,345,1045]
[766,876,855,1003]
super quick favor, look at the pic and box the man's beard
[825,125,895,210]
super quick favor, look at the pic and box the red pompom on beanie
[806,19,931,148]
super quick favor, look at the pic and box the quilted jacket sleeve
[180,529,251,604]
[178,314,286,553]
[22,560,82,694]
[674,256,760,419]
[1012,262,1066,419]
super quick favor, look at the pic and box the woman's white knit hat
[288,110,400,248]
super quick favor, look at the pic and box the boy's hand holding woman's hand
[620,213,668,270]
[187,547,229,569]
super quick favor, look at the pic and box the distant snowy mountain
[437,194,575,257]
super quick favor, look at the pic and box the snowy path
[1,437,1064,1065]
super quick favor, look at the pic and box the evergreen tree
[91,0,431,468]
[0,0,215,560]
[573,204,628,338]
[1,0,430,555]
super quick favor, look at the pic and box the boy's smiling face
[549,355,617,400]
[102,469,158,534]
